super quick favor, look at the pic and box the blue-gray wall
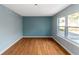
[23,17,52,36]
[52,4,79,54]
[0,5,23,53]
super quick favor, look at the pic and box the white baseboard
[51,36,73,55]
[23,36,52,38]
[0,36,23,55]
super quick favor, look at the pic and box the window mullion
[57,18,59,35]
[65,16,68,38]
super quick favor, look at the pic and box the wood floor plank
[2,38,70,55]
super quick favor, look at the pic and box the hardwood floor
[2,38,70,55]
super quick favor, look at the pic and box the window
[68,12,79,40]
[57,12,79,41]
[58,17,65,37]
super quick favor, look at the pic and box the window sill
[56,34,79,47]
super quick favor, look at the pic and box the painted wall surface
[52,4,79,54]
[0,5,23,53]
[23,17,52,36]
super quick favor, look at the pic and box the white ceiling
[3,4,70,16]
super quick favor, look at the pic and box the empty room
[0,4,79,55]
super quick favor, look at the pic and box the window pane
[59,17,65,26]
[58,17,65,37]
[68,12,79,40]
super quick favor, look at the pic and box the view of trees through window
[58,17,65,37]
[58,12,79,40]
[68,12,79,39]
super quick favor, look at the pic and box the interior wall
[52,4,79,54]
[0,5,23,53]
[23,17,52,36]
